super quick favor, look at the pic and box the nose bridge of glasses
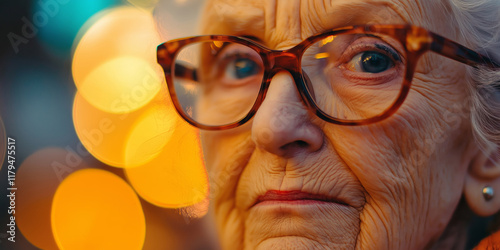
[268,50,301,73]
[263,50,316,110]
[266,51,305,95]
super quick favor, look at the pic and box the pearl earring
[483,186,494,201]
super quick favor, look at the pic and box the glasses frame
[157,24,500,130]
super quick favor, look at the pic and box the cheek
[201,130,252,172]
[322,75,471,246]
[201,129,258,212]
[306,66,402,120]
[331,58,470,202]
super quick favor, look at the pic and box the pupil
[234,58,257,78]
[361,52,390,73]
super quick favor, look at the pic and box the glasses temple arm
[429,32,500,69]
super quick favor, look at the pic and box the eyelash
[339,42,403,67]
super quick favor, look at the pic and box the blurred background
[0,0,219,249]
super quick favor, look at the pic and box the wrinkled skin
[196,0,495,249]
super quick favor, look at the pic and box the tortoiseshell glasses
[157,24,500,130]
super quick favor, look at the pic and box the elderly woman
[158,0,500,248]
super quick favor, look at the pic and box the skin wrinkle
[243,146,365,208]
[399,78,464,157]
[201,0,264,37]
[240,146,362,247]
[301,2,323,37]
[400,112,446,214]
[197,0,488,249]
[257,236,324,249]
[412,75,464,108]
[406,81,467,154]
[275,0,302,48]
[342,84,462,248]
[334,125,402,184]
[205,133,254,249]
[313,138,367,207]
[358,199,390,248]
[264,0,277,44]
[320,138,369,215]
[263,208,357,248]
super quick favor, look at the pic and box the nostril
[296,140,308,147]
[279,140,310,155]
[251,71,324,157]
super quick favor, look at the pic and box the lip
[253,190,349,207]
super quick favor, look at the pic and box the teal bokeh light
[33,0,120,57]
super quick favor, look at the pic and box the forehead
[201,0,449,48]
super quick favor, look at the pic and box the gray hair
[448,0,500,152]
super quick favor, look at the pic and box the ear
[464,146,500,216]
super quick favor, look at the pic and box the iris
[230,58,260,79]
[360,51,393,73]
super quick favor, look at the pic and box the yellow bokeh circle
[78,56,162,114]
[124,105,177,167]
[51,168,145,250]
[126,119,209,209]
[16,148,94,250]
[17,148,64,250]
[72,6,162,113]
[72,87,176,168]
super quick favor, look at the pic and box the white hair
[448,0,500,152]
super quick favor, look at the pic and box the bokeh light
[2,0,214,248]
[72,6,162,113]
[72,87,176,168]
[51,168,146,250]
[34,0,119,56]
[78,56,161,113]
[16,148,94,250]
[0,116,5,170]
[125,118,208,209]
[124,104,176,167]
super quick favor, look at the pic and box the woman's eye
[345,51,394,73]
[224,57,261,79]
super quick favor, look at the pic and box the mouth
[253,190,349,207]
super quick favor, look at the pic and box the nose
[251,71,324,157]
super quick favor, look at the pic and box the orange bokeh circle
[72,86,177,168]
[72,6,162,113]
[16,147,93,250]
[125,118,209,209]
[51,168,146,250]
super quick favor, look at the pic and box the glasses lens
[172,40,264,126]
[302,32,407,121]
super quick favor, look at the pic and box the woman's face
[199,0,478,249]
